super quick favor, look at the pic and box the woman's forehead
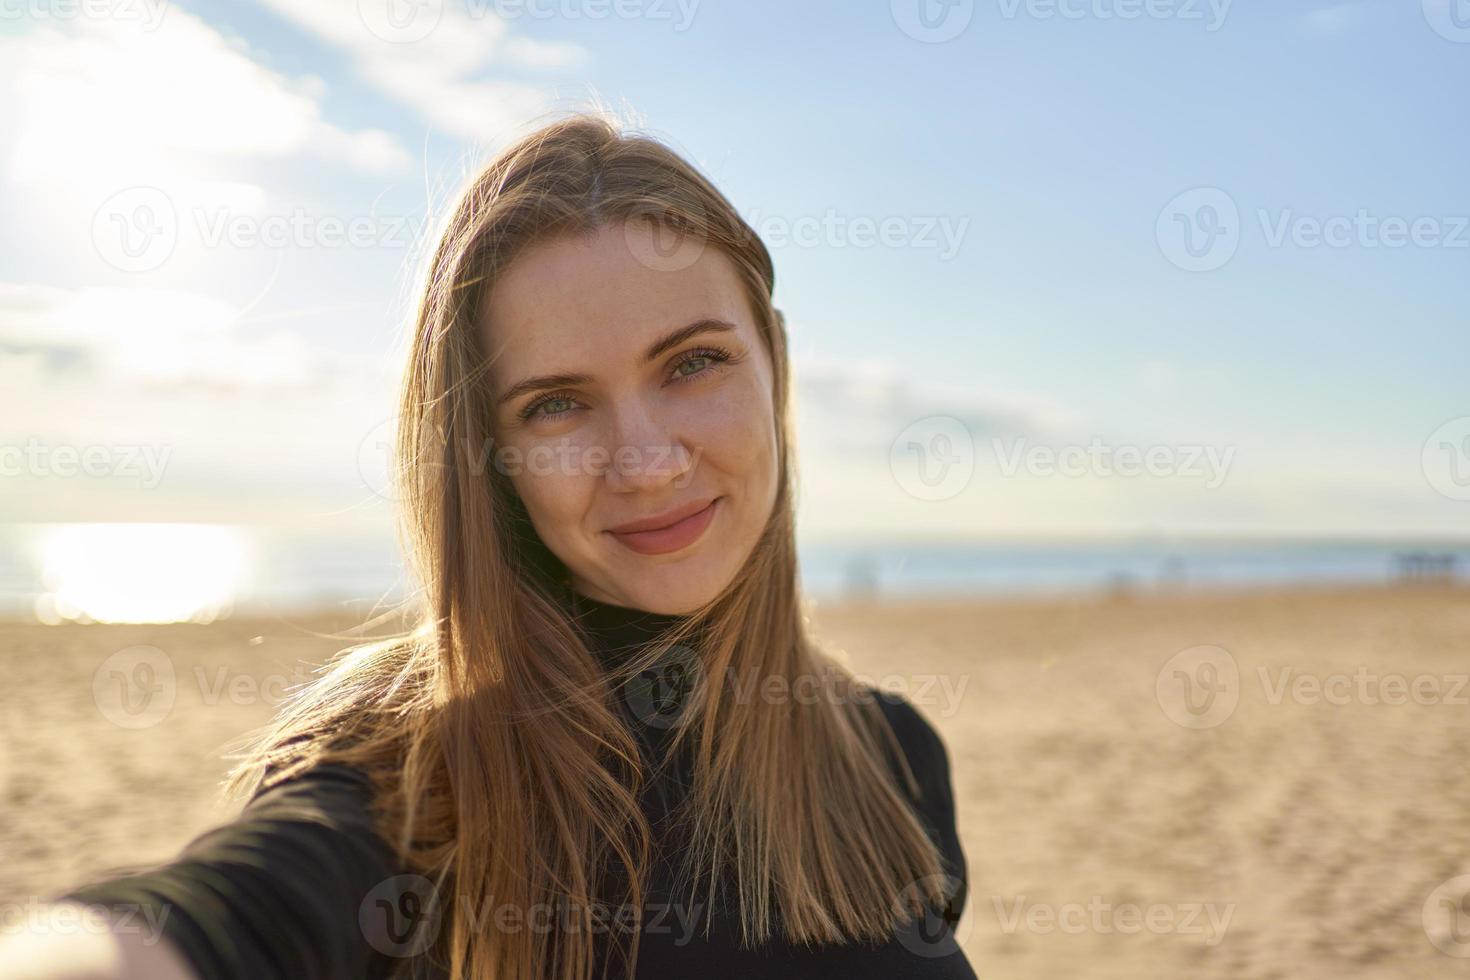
[481,224,754,374]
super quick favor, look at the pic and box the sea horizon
[3,522,1467,624]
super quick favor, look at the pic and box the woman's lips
[608,497,721,556]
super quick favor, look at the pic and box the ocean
[1,523,1465,623]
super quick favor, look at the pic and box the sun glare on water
[35,524,249,625]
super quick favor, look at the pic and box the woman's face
[482,219,780,615]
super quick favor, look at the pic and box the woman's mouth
[607,496,722,556]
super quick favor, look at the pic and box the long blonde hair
[222,108,948,980]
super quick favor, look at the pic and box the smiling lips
[607,497,721,555]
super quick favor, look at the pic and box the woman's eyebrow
[495,318,738,407]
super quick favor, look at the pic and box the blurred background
[2,2,1469,977]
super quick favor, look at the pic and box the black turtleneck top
[60,593,974,980]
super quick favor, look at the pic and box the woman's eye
[676,355,711,377]
[519,393,577,421]
[670,346,736,383]
[517,347,737,423]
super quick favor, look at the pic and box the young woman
[11,111,973,980]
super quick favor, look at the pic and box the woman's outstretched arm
[3,762,412,980]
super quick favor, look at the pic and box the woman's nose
[602,399,696,493]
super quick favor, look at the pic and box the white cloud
[501,35,590,71]
[0,282,333,389]
[1138,359,1179,393]
[363,60,555,145]
[0,281,403,525]
[253,0,584,143]
[793,355,1077,459]
[1302,1,1376,33]
[0,13,412,186]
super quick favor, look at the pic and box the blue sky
[2,0,1467,551]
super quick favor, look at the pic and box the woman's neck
[565,588,694,668]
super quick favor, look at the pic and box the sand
[3,584,1468,978]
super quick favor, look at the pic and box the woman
[9,111,973,980]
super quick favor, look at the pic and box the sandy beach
[4,583,1468,978]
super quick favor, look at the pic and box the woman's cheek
[507,429,596,483]
[508,443,585,521]
[701,377,777,470]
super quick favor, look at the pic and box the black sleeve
[870,690,969,924]
[58,762,418,980]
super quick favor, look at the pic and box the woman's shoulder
[223,759,392,847]
[861,686,968,878]
[865,686,954,785]
[861,687,969,920]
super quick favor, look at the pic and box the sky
[2,0,1468,568]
